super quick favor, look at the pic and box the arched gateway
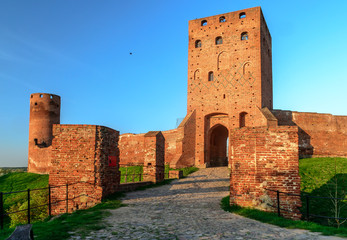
[207,124,229,167]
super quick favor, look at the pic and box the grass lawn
[222,157,347,237]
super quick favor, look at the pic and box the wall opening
[195,40,202,48]
[201,20,207,26]
[208,71,214,81]
[219,16,226,22]
[209,125,229,167]
[241,32,249,40]
[215,36,223,45]
[239,12,246,19]
[239,112,248,128]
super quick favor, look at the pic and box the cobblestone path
[73,167,344,240]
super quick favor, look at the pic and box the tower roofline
[189,6,262,22]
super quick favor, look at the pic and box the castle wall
[230,126,301,220]
[119,133,146,166]
[119,111,196,168]
[49,124,120,215]
[272,110,347,158]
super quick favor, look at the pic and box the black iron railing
[0,181,96,230]
[265,188,347,221]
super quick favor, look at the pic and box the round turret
[28,93,61,173]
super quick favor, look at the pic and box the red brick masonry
[49,124,120,215]
[230,126,301,220]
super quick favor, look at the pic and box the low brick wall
[118,181,152,192]
[168,170,183,179]
[230,126,301,220]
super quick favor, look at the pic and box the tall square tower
[186,7,273,167]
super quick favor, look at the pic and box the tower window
[195,40,202,48]
[239,12,246,19]
[201,20,207,26]
[241,32,249,40]
[208,71,214,81]
[219,16,226,22]
[215,36,223,45]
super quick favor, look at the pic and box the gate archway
[208,124,229,167]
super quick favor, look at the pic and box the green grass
[0,172,49,208]
[119,165,143,183]
[0,172,49,230]
[299,157,347,227]
[0,192,124,240]
[221,196,347,237]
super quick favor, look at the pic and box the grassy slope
[299,157,347,227]
[0,173,48,209]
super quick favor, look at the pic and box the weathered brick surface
[49,124,120,215]
[230,126,301,220]
[143,131,165,183]
[28,93,60,174]
[273,110,347,158]
[119,133,146,165]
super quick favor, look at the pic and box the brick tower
[187,7,273,167]
[28,93,60,174]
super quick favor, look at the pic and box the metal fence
[265,188,347,222]
[0,182,96,230]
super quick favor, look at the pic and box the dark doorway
[209,125,229,167]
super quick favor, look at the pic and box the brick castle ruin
[27,7,347,219]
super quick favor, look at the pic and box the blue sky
[1,0,347,167]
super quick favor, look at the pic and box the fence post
[306,195,310,221]
[66,184,68,214]
[27,189,31,224]
[125,167,128,183]
[0,192,3,230]
[48,185,52,217]
[276,190,280,217]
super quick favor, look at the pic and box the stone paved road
[72,167,345,240]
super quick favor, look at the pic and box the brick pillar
[143,131,165,183]
[49,125,120,215]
